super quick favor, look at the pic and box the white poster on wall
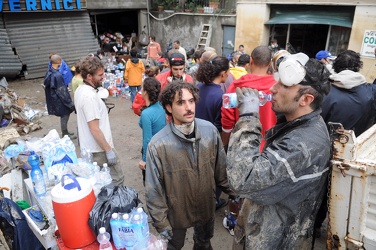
[360,30,376,58]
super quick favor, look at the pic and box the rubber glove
[106,149,117,166]
[235,87,259,115]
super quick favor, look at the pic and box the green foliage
[160,0,176,9]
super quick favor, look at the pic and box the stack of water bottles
[109,207,149,250]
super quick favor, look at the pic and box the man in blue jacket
[48,53,73,87]
[44,54,76,138]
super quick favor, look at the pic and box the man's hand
[235,87,259,115]
[138,160,146,170]
[159,229,173,241]
[106,149,117,166]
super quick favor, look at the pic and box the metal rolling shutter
[4,11,100,79]
[0,15,22,78]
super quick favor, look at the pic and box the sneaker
[223,211,237,236]
[216,198,228,210]
[223,216,235,236]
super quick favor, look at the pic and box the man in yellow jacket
[229,54,250,80]
[124,48,145,104]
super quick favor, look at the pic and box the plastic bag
[133,233,168,250]
[88,184,140,235]
[139,31,149,46]
[42,133,78,182]
[132,91,146,116]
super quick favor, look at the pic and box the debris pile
[0,77,43,145]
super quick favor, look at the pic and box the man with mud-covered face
[227,53,331,249]
[145,81,236,250]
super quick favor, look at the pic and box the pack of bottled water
[42,134,78,184]
[110,207,150,250]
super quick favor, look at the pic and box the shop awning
[266,6,354,28]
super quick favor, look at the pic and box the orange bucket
[51,174,96,248]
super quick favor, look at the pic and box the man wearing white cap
[227,53,331,249]
[315,50,336,74]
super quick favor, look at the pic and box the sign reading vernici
[0,0,85,12]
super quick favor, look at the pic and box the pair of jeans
[129,86,141,103]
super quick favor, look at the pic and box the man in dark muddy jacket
[145,81,235,250]
[44,54,76,138]
[227,53,331,249]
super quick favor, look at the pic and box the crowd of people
[42,34,376,249]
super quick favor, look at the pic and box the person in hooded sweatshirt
[221,46,276,151]
[44,54,76,138]
[317,50,376,237]
[321,50,376,137]
[124,48,145,104]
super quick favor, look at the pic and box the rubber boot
[62,130,77,139]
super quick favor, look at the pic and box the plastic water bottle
[136,207,149,238]
[122,213,137,249]
[222,91,273,108]
[81,148,93,163]
[110,213,124,250]
[131,214,144,245]
[103,163,110,174]
[97,227,113,250]
[28,151,46,198]
[93,162,100,173]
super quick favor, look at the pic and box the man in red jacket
[156,52,193,90]
[221,46,276,151]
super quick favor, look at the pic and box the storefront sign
[0,0,84,12]
[360,30,376,58]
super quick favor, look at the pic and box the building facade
[1,0,375,82]
[235,0,376,82]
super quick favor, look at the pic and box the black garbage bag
[88,184,140,235]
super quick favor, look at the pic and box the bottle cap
[99,227,106,234]
[137,207,143,213]
[112,213,118,219]
[123,213,129,220]
[134,214,140,220]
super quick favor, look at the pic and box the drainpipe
[146,0,151,35]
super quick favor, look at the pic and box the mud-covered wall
[149,12,236,56]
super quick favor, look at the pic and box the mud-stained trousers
[167,217,214,250]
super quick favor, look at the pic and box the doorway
[222,26,235,57]
[90,10,139,46]
[270,24,350,58]
[289,24,328,57]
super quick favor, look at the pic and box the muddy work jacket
[145,118,233,232]
[227,110,330,249]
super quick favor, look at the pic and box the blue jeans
[129,86,141,103]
